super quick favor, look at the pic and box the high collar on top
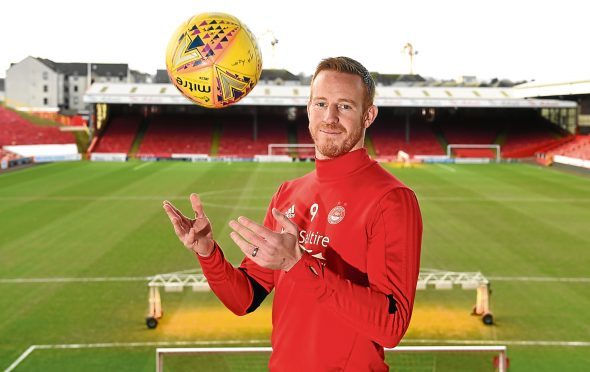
[315,148,374,182]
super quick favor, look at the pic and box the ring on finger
[251,246,259,257]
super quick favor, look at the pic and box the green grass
[0,161,589,371]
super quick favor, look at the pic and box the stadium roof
[512,79,590,98]
[36,57,128,77]
[84,83,576,109]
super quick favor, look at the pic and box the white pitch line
[7,337,590,371]
[0,186,278,203]
[4,340,269,371]
[419,196,590,203]
[3,275,589,285]
[404,339,590,347]
[436,164,456,172]
[488,276,590,283]
[0,276,150,284]
[5,345,36,372]
[132,162,153,171]
[35,339,270,350]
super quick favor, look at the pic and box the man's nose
[323,104,339,124]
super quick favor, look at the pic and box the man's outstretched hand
[229,208,302,271]
[163,193,214,257]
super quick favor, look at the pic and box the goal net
[447,144,501,162]
[156,345,508,372]
[267,143,315,160]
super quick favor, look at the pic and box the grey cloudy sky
[1,0,588,82]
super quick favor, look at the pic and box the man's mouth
[320,128,343,135]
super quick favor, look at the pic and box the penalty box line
[488,276,590,283]
[7,338,590,371]
[0,277,150,284]
[4,339,269,372]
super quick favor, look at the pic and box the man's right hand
[163,193,215,257]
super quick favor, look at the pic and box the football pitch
[1,161,589,371]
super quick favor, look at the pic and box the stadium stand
[217,115,288,157]
[292,114,445,159]
[547,135,590,160]
[137,114,213,158]
[84,106,573,161]
[293,118,315,157]
[92,114,142,154]
[296,118,313,144]
[438,117,503,158]
[370,116,444,157]
[431,110,570,159]
[0,105,74,146]
[500,119,569,158]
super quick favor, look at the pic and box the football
[165,12,262,108]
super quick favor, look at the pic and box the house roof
[154,69,171,84]
[35,57,127,76]
[371,73,426,85]
[260,69,299,82]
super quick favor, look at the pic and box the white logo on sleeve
[328,206,345,224]
[285,204,295,219]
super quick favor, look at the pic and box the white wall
[5,56,59,110]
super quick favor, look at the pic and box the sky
[1,0,589,83]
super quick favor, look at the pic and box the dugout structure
[145,269,493,329]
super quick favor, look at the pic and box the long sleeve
[283,188,422,348]
[196,242,257,315]
[197,188,280,316]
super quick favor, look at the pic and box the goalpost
[156,346,509,372]
[447,144,501,162]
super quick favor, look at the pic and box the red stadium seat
[93,115,142,154]
[137,115,213,158]
[0,106,75,146]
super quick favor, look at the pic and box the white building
[0,78,5,102]
[5,56,145,114]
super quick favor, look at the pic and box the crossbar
[156,346,508,372]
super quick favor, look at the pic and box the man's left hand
[228,208,302,271]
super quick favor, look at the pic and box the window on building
[74,86,78,92]
[42,72,48,80]
[43,85,48,92]
[73,97,79,105]
[43,98,48,105]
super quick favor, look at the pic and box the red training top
[198,148,422,371]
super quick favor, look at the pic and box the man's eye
[338,104,351,110]
[315,102,327,108]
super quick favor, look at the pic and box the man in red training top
[163,56,422,371]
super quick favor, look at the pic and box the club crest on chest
[328,205,345,225]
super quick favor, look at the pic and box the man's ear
[364,105,378,129]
